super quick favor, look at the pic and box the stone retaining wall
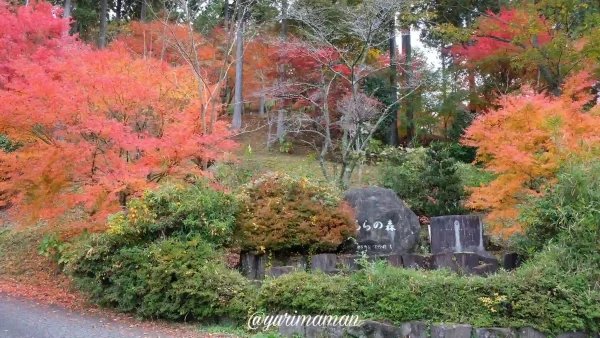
[279,320,598,338]
[239,251,522,280]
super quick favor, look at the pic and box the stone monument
[429,215,485,255]
[344,187,420,255]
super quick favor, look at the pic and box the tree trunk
[98,0,107,49]
[259,95,266,116]
[231,2,244,130]
[63,0,71,18]
[224,0,230,31]
[387,15,399,146]
[275,0,288,141]
[116,0,122,20]
[531,36,561,96]
[467,66,476,113]
[401,27,414,144]
[141,0,148,22]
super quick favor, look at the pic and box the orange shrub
[236,173,356,254]
[461,72,600,236]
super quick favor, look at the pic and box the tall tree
[140,0,148,22]
[98,0,107,49]
[387,14,399,146]
[63,0,71,18]
[231,0,245,130]
[401,27,414,143]
[275,0,288,141]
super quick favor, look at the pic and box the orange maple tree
[461,72,600,235]
[0,1,235,228]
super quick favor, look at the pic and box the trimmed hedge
[257,261,599,334]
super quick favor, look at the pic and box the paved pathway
[0,293,185,338]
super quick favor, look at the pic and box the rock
[475,328,517,338]
[431,324,473,338]
[556,332,588,338]
[267,266,296,278]
[478,252,500,265]
[454,252,482,273]
[239,252,256,278]
[272,254,308,270]
[344,187,420,255]
[239,252,267,279]
[401,321,428,338]
[429,215,485,255]
[385,253,403,267]
[503,253,522,271]
[472,262,499,276]
[518,327,546,338]
[256,254,266,279]
[305,324,347,338]
[347,320,403,338]
[431,252,499,275]
[432,252,459,272]
[310,254,338,273]
[402,254,432,270]
[279,322,305,337]
[338,254,363,271]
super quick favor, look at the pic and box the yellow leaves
[478,293,508,314]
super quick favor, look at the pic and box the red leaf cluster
[0,1,235,226]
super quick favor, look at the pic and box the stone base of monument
[401,254,433,269]
[239,252,267,279]
[241,250,502,280]
[432,252,500,276]
[271,253,308,269]
[502,252,522,270]
[266,266,297,278]
[278,321,593,338]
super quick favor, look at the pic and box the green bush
[258,260,599,334]
[455,162,496,188]
[67,183,253,322]
[103,182,239,248]
[516,158,600,268]
[378,144,467,217]
[236,172,356,254]
[70,235,254,321]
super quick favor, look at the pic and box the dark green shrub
[378,144,466,217]
[446,108,476,163]
[70,235,254,321]
[67,183,253,322]
[421,143,467,216]
[236,172,356,254]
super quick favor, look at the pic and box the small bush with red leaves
[236,173,356,254]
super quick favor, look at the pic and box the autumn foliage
[0,1,234,227]
[462,73,600,235]
[236,172,356,253]
[449,8,551,62]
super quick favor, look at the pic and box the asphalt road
[0,293,175,338]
